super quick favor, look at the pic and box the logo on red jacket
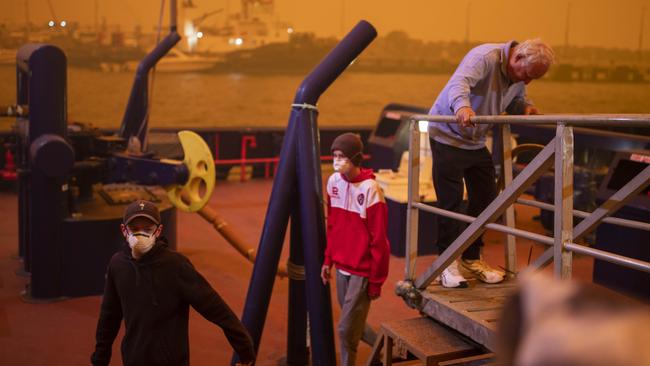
[357,193,365,205]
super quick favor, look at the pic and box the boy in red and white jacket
[320,133,390,366]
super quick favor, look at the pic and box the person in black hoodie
[91,200,255,366]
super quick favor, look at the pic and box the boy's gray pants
[336,270,378,366]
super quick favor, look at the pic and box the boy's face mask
[126,226,159,259]
[333,157,352,174]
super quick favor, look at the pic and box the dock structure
[396,114,650,352]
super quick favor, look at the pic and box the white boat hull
[120,48,222,73]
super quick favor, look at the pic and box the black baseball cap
[123,200,161,225]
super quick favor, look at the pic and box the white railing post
[501,124,517,277]
[554,123,574,279]
[405,118,421,281]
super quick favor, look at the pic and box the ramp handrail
[410,114,650,126]
[403,114,650,292]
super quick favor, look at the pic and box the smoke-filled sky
[3,0,649,49]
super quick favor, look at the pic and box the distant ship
[179,0,293,55]
[218,33,337,74]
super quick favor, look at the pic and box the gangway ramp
[420,280,516,351]
[397,113,650,355]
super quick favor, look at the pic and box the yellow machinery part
[167,130,216,212]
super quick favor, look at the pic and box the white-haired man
[428,39,554,288]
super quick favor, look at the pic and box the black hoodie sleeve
[91,263,123,366]
[177,258,256,363]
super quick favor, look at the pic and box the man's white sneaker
[436,260,468,288]
[460,258,505,284]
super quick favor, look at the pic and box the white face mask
[333,157,352,174]
[127,228,158,258]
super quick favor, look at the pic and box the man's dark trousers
[430,139,498,260]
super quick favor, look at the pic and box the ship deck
[0,178,594,365]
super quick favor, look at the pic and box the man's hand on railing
[456,106,476,127]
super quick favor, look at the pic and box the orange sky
[3,0,649,49]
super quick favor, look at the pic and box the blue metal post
[287,206,308,365]
[233,112,298,365]
[293,21,376,364]
[119,0,180,147]
[295,107,336,365]
[293,21,377,106]
[232,20,376,365]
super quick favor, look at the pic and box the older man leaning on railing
[401,113,650,293]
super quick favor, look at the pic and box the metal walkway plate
[419,280,517,351]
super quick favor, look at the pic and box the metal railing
[404,114,650,291]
